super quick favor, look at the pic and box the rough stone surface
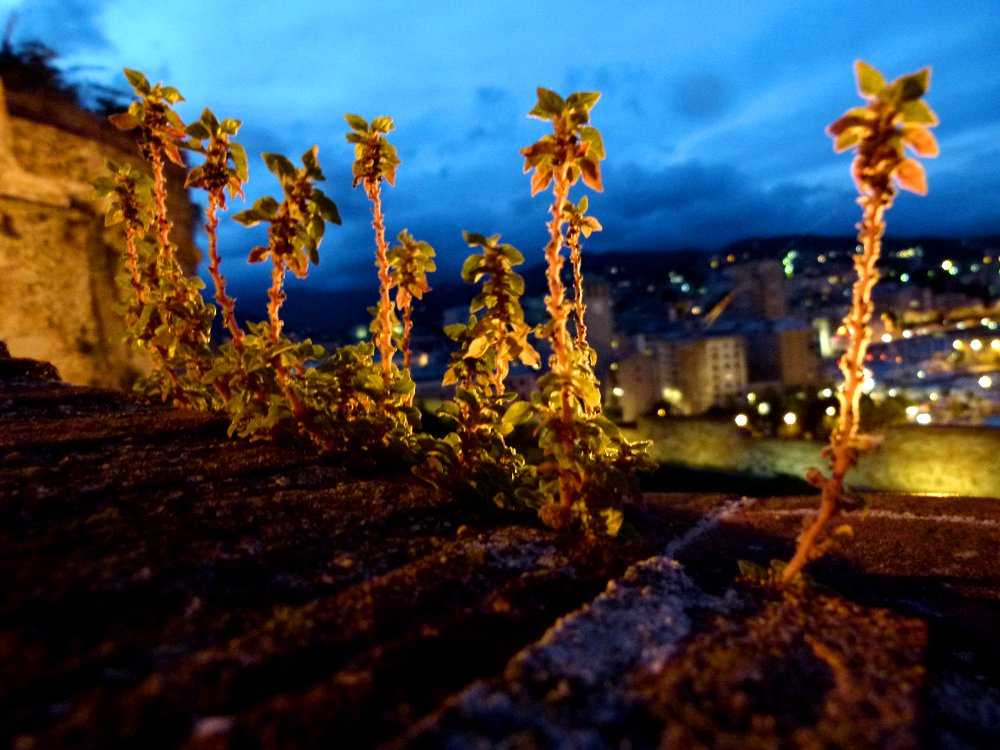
[2,364,1000,749]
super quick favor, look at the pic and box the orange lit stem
[367,179,395,380]
[205,191,244,350]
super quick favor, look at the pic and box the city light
[757,402,771,415]
[953,339,963,350]
[783,412,797,425]
[612,386,625,397]
[970,339,983,352]
[881,333,893,343]
[916,412,933,425]
[734,413,749,427]
[979,375,992,389]
[820,387,833,398]
[905,405,919,417]
[825,405,837,417]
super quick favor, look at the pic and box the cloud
[4,0,111,53]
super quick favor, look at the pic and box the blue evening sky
[3,0,999,294]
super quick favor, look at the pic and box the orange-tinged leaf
[163,143,185,167]
[108,111,141,130]
[895,158,928,195]
[580,158,603,192]
[530,167,552,196]
[902,125,939,157]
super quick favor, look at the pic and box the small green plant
[781,61,938,583]
[106,70,216,407]
[387,230,436,397]
[521,88,652,533]
[345,114,401,380]
[417,232,539,504]
[183,108,249,353]
[229,147,342,448]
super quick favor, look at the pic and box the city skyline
[2,0,998,293]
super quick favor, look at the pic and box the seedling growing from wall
[345,114,401,379]
[230,147,341,448]
[781,61,938,583]
[107,70,216,407]
[522,88,651,534]
[388,230,436,394]
[183,108,249,352]
[418,231,538,503]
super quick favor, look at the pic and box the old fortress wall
[0,80,196,387]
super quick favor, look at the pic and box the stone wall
[0,81,196,388]
[634,416,1000,498]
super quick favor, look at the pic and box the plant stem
[267,260,286,344]
[148,147,177,285]
[205,191,244,351]
[398,289,415,405]
[543,170,577,524]
[367,179,395,380]
[782,189,891,583]
[569,233,588,350]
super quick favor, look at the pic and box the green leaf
[253,195,281,218]
[344,113,369,132]
[311,190,342,224]
[232,209,261,226]
[502,400,534,427]
[901,99,938,125]
[567,91,600,111]
[262,153,296,181]
[461,255,484,283]
[370,116,394,133]
[301,145,321,175]
[160,86,185,104]
[892,68,930,103]
[220,118,242,136]
[201,107,220,133]
[465,336,491,359]
[443,323,467,340]
[123,68,149,92]
[531,87,565,119]
[185,121,211,140]
[230,142,249,182]
[855,60,887,98]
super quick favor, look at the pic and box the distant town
[270,233,1000,437]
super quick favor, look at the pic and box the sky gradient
[3,0,999,293]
